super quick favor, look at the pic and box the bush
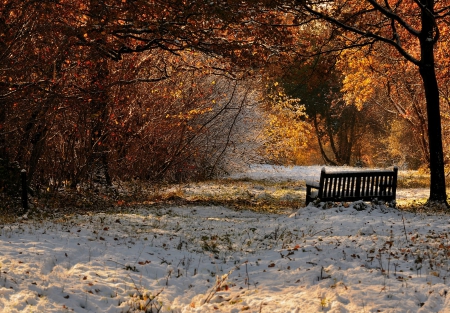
[0,158,21,196]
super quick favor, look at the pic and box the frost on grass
[0,165,446,312]
[1,200,450,312]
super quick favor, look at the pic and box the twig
[319,266,331,280]
[107,259,126,267]
[310,227,333,237]
[128,273,141,293]
[245,261,250,290]
[143,288,165,312]
[133,245,146,267]
[165,269,172,286]
[402,214,409,244]
[203,262,243,303]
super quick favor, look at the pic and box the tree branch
[299,1,421,65]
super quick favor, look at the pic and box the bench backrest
[318,167,398,202]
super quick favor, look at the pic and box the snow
[0,165,447,313]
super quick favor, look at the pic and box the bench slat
[361,176,366,196]
[370,175,378,196]
[350,176,355,197]
[333,177,338,197]
[366,176,371,196]
[343,176,348,197]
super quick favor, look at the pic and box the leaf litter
[0,165,448,312]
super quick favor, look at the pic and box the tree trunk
[86,0,112,186]
[0,102,5,159]
[313,115,337,165]
[419,67,447,202]
[28,126,48,184]
[419,4,447,203]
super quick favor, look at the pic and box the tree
[0,0,292,190]
[277,55,363,166]
[259,82,311,164]
[286,0,449,204]
[336,46,432,167]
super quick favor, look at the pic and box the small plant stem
[402,214,409,244]
[310,227,333,237]
[246,261,250,290]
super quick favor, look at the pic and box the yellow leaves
[342,71,374,109]
[171,89,182,98]
[260,85,311,164]
[430,271,439,277]
[165,107,212,120]
[187,107,213,117]
[338,50,376,109]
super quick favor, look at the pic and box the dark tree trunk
[28,126,48,184]
[298,0,447,204]
[419,65,447,202]
[419,3,447,203]
[313,115,338,165]
[0,102,5,159]
[15,107,42,167]
[84,0,112,186]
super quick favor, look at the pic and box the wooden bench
[305,166,398,205]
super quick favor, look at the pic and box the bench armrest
[305,180,320,189]
[305,180,320,205]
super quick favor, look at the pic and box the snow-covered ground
[1,165,448,313]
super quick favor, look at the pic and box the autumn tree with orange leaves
[0,0,291,195]
[5,0,450,207]
[280,0,450,204]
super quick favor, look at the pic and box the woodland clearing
[0,165,448,313]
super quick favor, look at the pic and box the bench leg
[305,186,312,206]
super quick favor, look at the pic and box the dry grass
[397,171,430,188]
[2,172,450,224]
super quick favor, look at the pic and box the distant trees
[337,47,433,168]
[277,55,364,166]
[278,0,449,203]
[3,0,450,207]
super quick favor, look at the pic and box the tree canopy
[278,0,450,203]
[1,0,449,205]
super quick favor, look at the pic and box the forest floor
[1,165,449,312]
